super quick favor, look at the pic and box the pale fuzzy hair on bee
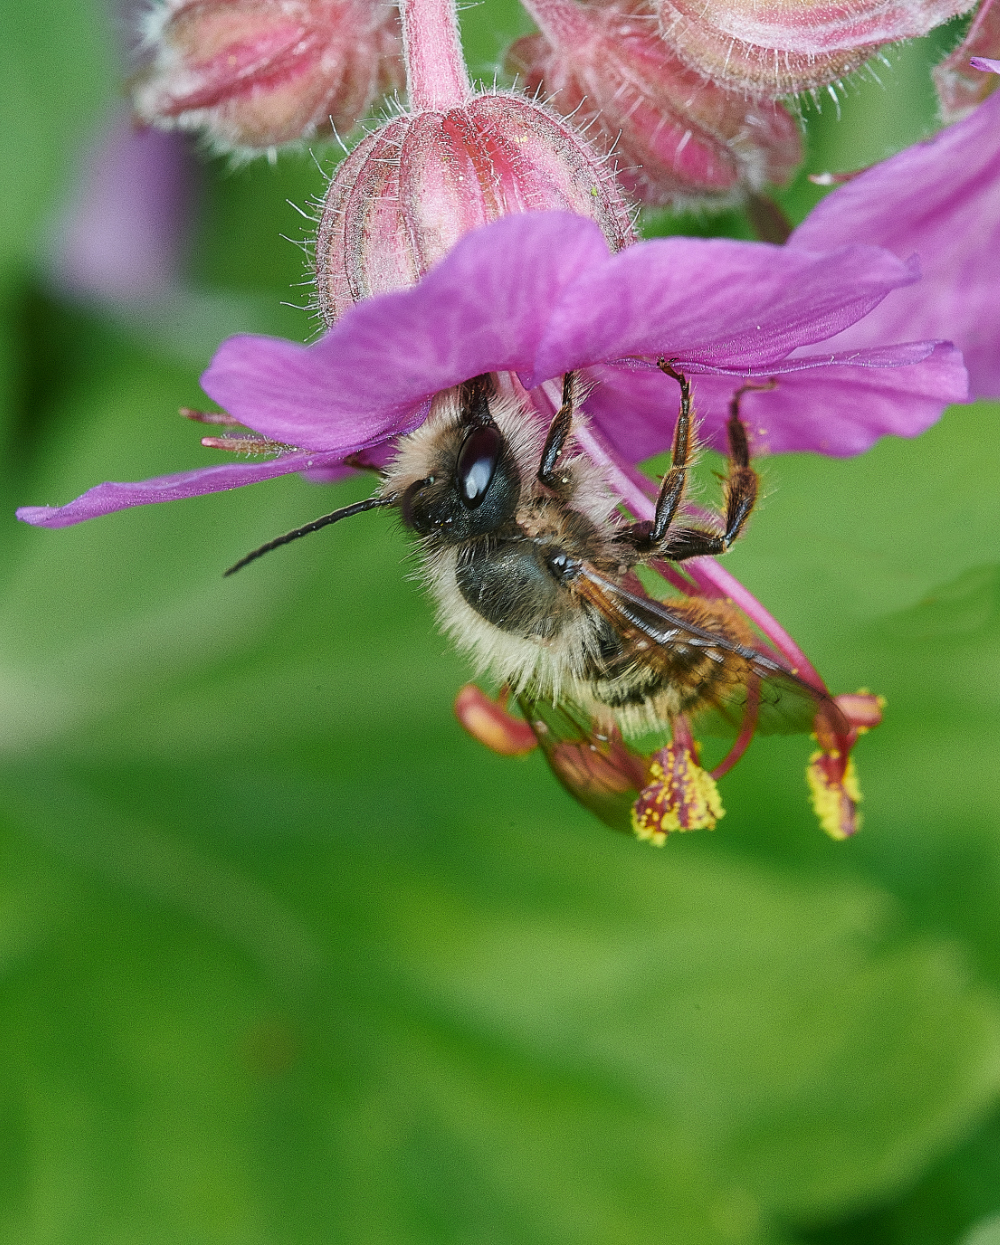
[381,384,624,705]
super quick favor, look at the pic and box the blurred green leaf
[963,1214,1000,1245]
[1,3,999,1241]
[1,749,998,1244]
[0,0,114,276]
[801,1109,1000,1245]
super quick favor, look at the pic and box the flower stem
[400,0,471,111]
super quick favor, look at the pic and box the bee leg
[538,372,578,489]
[614,359,694,556]
[657,382,764,562]
[649,361,694,542]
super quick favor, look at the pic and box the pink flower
[652,0,974,97]
[790,59,1000,400]
[505,0,801,207]
[17,211,966,529]
[132,0,404,153]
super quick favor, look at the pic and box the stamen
[201,435,295,456]
[181,407,241,426]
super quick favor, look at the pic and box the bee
[228,364,846,829]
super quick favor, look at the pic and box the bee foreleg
[538,371,578,489]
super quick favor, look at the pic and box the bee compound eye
[456,425,502,510]
[400,476,433,531]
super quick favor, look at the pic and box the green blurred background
[1,2,999,1242]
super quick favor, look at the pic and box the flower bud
[508,0,800,206]
[653,0,975,98]
[315,90,635,323]
[631,741,724,845]
[133,0,403,153]
[933,0,1000,120]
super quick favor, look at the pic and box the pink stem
[400,0,471,112]
[710,681,759,779]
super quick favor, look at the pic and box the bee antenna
[224,496,396,577]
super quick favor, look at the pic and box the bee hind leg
[613,359,696,557]
[608,366,768,563]
[640,377,769,563]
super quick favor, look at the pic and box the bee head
[399,377,521,543]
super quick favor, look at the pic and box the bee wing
[577,569,848,738]
[516,692,648,833]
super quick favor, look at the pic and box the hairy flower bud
[133,0,403,153]
[933,0,1000,120]
[653,0,975,98]
[508,0,801,206]
[315,90,635,323]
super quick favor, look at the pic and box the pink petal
[16,451,345,529]
[695,343,967,456]
[530,238,920,384]
[789,81,1000,399]
[584,341,966,460]
[202,211,611,450]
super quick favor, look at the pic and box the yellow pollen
[806,751,862,840]
[631,753,725,846]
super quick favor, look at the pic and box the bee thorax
[456,539,578,638]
